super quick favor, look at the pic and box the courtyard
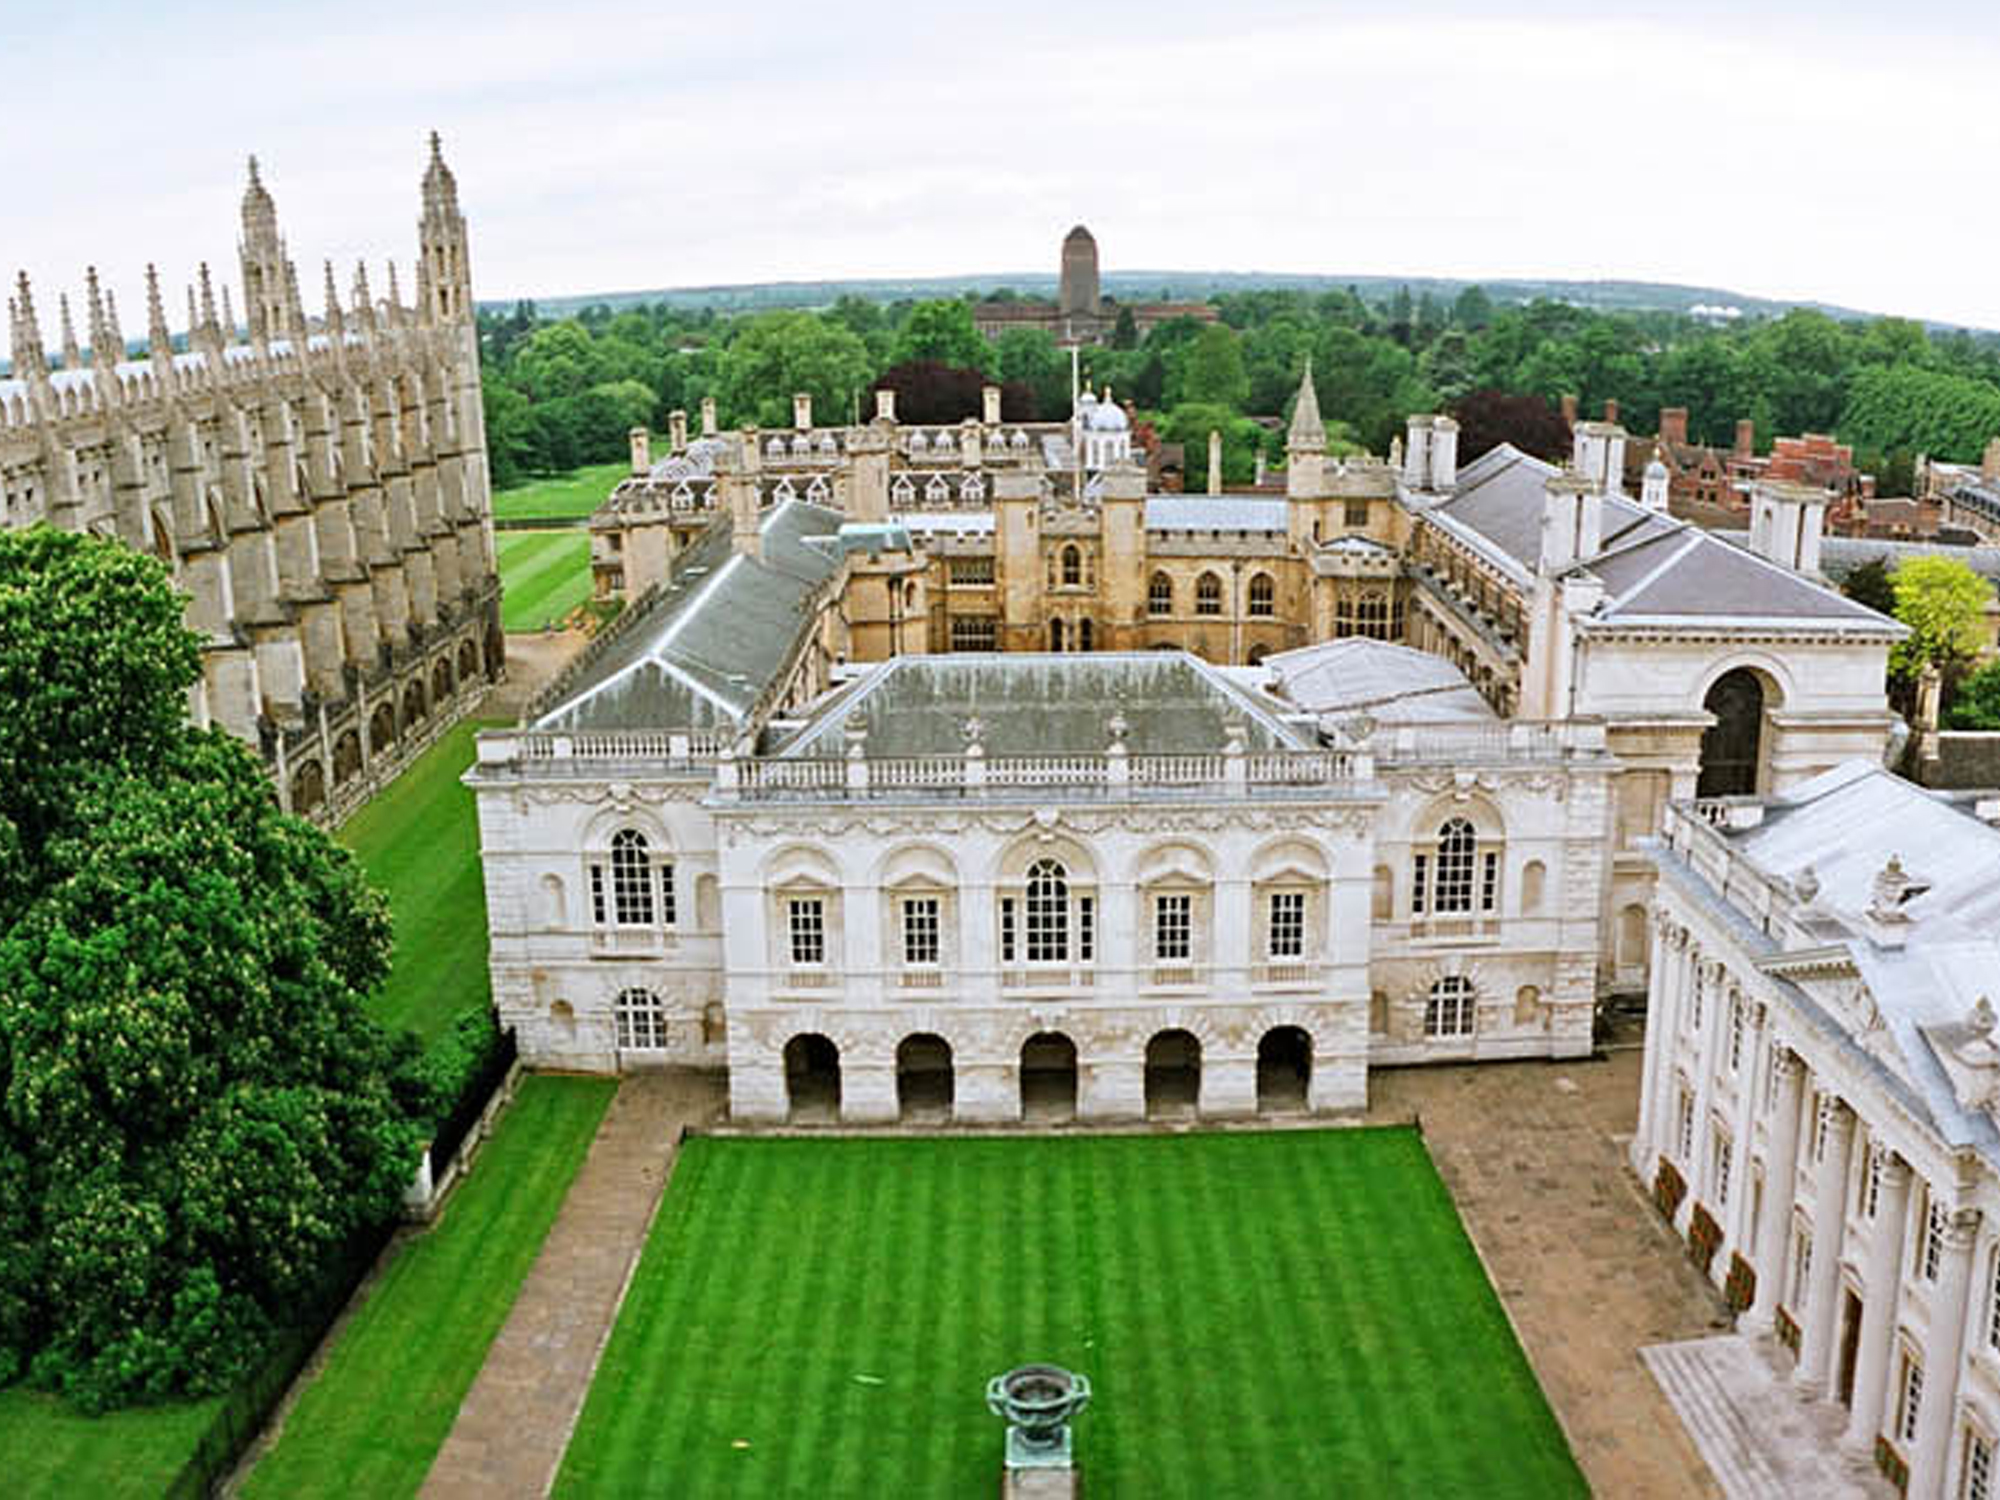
[550,1128,1586,1499]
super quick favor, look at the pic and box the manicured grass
[0,1387,221,1500]
[554,1129,1584,1500]
[241,1076,618,1500]
[492,462,627,521]
[339,718,496,1041]
[496,530,593,632]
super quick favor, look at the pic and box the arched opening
[1048,617,1065,652]
[1247,572,1274,616]
[1257,1026,1311,1113]
[896,1034,954,1122]
[432,657,454,704]
[1061,544,1082,587]
[1618,904,1649,970]
[1195,572,1223,616]
[784,1033,841,1122]
[402,685,427,733]
[1077,618,1093,651]
[1246,643,1269,666]
[290,759,326,816]
[332,730,363,786]
[1149,571,1173,616]
[1698,667,1768,798]
[458,639,478,681]
[1144,1029,1201,1119]
[369,702,396,754]
[1020,1032,1077,1122]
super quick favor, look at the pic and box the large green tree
[715,311,873,429]
[0,529,422,1410]
[887,300,992,373]
[1889,554,1993,685]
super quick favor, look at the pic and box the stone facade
[1635,767,2000,1499]
[0,138,501,821]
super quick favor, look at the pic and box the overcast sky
[11,0,2000,335]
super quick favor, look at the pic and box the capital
[1876,1151,1912,1188]
[1948,1208,1984,1248]
[1772,1048,1802,1080]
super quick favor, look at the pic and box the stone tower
[1059,225,1100,317]
[418,133,489,512]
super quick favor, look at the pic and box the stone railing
[729,746,1365,800]
[762,959,1330,999]
[1373,719,1604,764]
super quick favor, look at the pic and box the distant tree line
[479,282,2000,494]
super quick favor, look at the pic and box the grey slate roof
[534,499,846,733]
[1745,532,2000,587]
[774,652,1310,758]
[1434,444,1897,630]
[1143,495,1289,532]
[1713,762,2000,1155]
[1261,638,1496,724]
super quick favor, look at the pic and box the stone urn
[986,1363,1091,1468]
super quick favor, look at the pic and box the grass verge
[496,531,592,632]
[0,1388,221,1500]
[240,1076,618,1499]
[553,1128,1585,1500]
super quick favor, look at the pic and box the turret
[10,271,51,389]
[1285,362,1326,500]
[239,155,289,346]
[58,293,81,371]
[1641,447,1670,513]
[418,132,472,325]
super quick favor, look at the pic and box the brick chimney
[1560,393,1578,425]
[1603,398,1619,424]
[1658,407,1688,446]
[1734,418,1755,459]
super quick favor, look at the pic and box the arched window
[1195,572,1223,616]
[1247,572,1274,617]
[1061,544,1082,587]
[592,828,676,927]
[615,987,668,1050]
[1049,618,1065,652]
[1078,618,1094,651]
[1411,816,1500,917]
[1425,975,1476,1038]
[1149,571,1173,616]
[1026,858,1070,962]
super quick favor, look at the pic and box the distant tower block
[1059,226,1100,317]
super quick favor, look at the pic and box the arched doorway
[1145,1029,1201,1119]
[290,759,326,817]
[784,1034,841,1122]
[1698,668,1767,797]
[1048,618,1065,652]
[1020,1032,1077,1122]
[896,1034,954,1122]
[1257,1026,1311,1113]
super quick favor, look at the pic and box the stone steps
[1643,1339,1791,1500]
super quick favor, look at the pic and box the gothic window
[961,474,985,502]
[1344,499,1370,529]
[950,616,997,651]
[1149,571,1173,616]
[615,987,668,1051]
[1424,976,1476,1038]
[1247,572,1274,617]
[892,475,916,504]
[1356,592,1391,640]
[1049,618,1065,652]
[926,473,951,502]
[1077,618,1094,651]
[949,557,994,586]
[1061,545,1082,587]
[1195,572,1223,615]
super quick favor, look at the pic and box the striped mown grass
[496,531,592,632]
[554,1128,1584,1500]
[491,462,627,521]
[240,1076,618,1499]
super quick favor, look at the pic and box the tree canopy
[0,529,422,1410]
[1889,554,1994,684]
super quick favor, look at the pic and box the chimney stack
[1207,429,1222,494]
[725,429,762,560]
[700,396,718,437]
[1560,393,1578,425]
[1734,418,1755,459]
[628,425,650,476]
[1748,479,1829,576]
[792,392,812,431]
[1539,470,1602,573]
[1658,407,1689,447]
[1983,435,2000,483]
[1603,398,1619,425]
[1571,422,1628,498]
[668,409,688,451]
[983,384,1002,426]
[875,388,896,424]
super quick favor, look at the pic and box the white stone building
[1635,763,2000,1498]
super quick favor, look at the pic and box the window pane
[1026,860,1069,962]
[1435,819,1476,914]
[1154,893,1191,961]
[902,897,940,966]
[1269,891,1306,958]
[610,829,654,925]
[788,898,825,966]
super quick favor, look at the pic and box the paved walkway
[1643,1335,1894,1499]
[482,628,589,722]
[419,1069,725,1500]
[1370,1046,1730,1499]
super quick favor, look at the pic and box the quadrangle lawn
[491,461,627,521]
[554,1128,1585,1500]
[241,1076,618,1499]
[496,530,592,633]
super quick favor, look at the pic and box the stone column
[1743,1048,1805,1333]
[1794,1095,1856,1396]
[1631,913,1676,1176]
[1647,931,1691,1185]
[1909,1209,1982,1498]
[1842,1151,1912,1458]
[1725,1002,1766,1253]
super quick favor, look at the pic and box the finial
[146,264,170,356]
[221,284,237,344]
[58,292,81,370]
[84,267,110,365]
[103,286,123,357]
[1973,995,1996,1040]
[198,262,218,333]
[429,129,443,162]
[322,259,344,337]
[248,154,261,188]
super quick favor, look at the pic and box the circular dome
[1085,399,1129,433]
[1645,455,1669,478]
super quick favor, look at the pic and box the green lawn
[492,462,627,521]
[241,1076,618,1500]
[554,1129,1584,1500]
[339,718,496,1041]
[497,531,593,632]
[0,1388,221,1500]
